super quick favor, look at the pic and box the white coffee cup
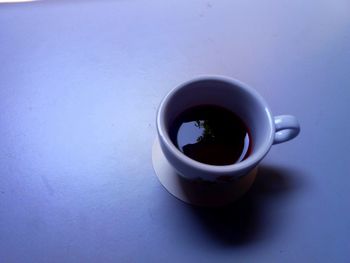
[156,76,300,182]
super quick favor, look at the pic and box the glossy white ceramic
[157,76,300,182]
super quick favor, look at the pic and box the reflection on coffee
[170,105,251,165]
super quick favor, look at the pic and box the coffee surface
[170,105,251,165]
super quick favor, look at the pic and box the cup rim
[156,75,275,175]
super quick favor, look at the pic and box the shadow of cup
[184,165,304,245]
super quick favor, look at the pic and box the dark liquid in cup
[170,105,251,165]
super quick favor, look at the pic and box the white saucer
[152,138,258,207]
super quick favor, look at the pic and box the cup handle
[273,115,300,145]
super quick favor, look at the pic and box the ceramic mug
[156,76,300,182]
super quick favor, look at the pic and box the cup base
[152,138,258,207]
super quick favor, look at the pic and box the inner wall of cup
[163,79,273,155]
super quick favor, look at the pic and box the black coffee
[170,105,251,165]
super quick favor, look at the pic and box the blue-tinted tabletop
[1,0,349,262]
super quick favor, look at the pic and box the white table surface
[0,0,349,262]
